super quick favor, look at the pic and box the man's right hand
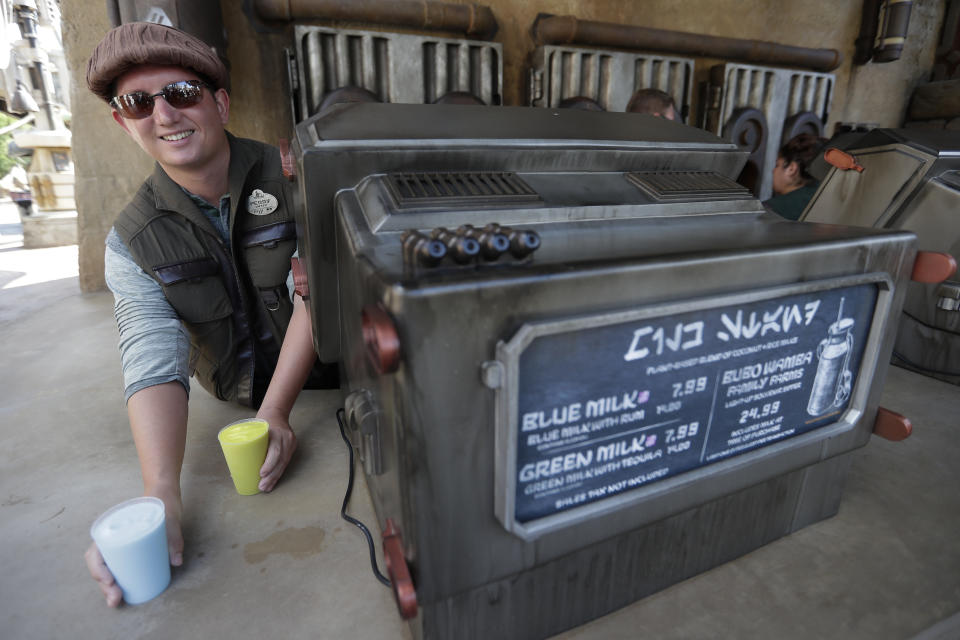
[85,495,183,607]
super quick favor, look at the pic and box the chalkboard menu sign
[513,283,878,523]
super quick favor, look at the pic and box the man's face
[662,105,678,122]
[111,64,229,174]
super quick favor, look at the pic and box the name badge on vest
[247,189,278,216]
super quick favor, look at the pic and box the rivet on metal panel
[481,361,504,389]
[873,406,912,441]
[361,305,401,375]
[382,518,418,620]
[823,148,865,172]
[911,252,958,284]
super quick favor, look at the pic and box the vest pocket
[154,258,233,323]
[242,222,297,331]
[242,220,296,251]
[242,222,297,285]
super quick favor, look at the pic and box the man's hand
[253,298,313,493]
[85,542,122,607]
[257,407,298,492]
[85,493,183,606]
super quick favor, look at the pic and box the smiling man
[83,22,336,606]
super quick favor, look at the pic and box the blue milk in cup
[90,497,171,604]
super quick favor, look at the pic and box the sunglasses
[111,80,212,119]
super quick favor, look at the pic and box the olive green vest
[114,135,298,407]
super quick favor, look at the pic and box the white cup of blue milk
[90,497,171,604]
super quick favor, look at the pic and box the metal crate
[291,25,503,122]
[701,63,834,200]
[293,103,915,639]
[528,45,694,118]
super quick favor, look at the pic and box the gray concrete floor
[1,201,959,639]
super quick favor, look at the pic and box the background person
[764,133,827,221]
[626,88,679,121]
[82,22,335,607]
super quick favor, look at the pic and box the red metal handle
[873,406,912,441]
[911,251,957,283]
[362,305,401,374]
[382,518,418,620]
[823,148,864,172]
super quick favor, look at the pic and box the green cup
[218,419,270,495]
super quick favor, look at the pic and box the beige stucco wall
[63,0,945,292]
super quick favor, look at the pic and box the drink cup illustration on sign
[807,298,855,416]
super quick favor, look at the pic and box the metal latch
[936,281,960,311]
[344,389,385,476]
[528,69,543,105]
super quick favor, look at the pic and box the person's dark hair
[557,96,605,111]
[625,88,675,115]
[778,133,827,182]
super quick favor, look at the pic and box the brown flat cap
[86,22,229,102]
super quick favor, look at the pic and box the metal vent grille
[787,72,833,121]
[529,46,694,114]
[386,172,541,208]
[632,55,694,111]
[422,42,501,105]
[293,26,502,121]
[299,30,390,116]
[720,68,777,122]
[544,49,614,107]
[626,172,752,201]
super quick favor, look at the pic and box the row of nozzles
[402,224,541,267]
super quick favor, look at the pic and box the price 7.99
[665,421,699,443]
[672,376,708,399]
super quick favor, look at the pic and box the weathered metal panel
[528,45,694,117]
[294,104,915,639]
[703,63,835,200]
[293,25,502,120]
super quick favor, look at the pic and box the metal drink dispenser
[292,104,928,640]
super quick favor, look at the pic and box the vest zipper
[209,234,257,407]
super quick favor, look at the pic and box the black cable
[336,408,391,587]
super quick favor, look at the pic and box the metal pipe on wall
[253,0,498,39]
[854,0,882,64]
[532,14,842,72]
[873,0,913,62]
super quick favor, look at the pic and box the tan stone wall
[64,0,945,291]
[63,1,151,292]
